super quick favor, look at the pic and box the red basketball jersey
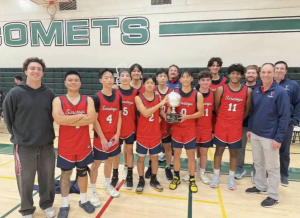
[210,76,227,91]
[96,91,120,133]
[117,88,138,138]
[196,90,214,130]
[137,94,162,142]
[217,84,248,124]
[172,89,198,131]
[58,95,91,155]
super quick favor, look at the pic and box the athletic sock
[149,160,152,167]
[124,165,128,168]
[166,165,170,168]
[196,158,200,164]
[229,170,235,176]
[150,174,157,181]
[139,176,144,181]
[190,175,195,180]
[174,171,180,179]
[127,167,133,176]
[214,169,220,175]
[200,168,205,173]
[80,193,88,204]
[113,168,118,177]
[62,196,69,208]
[91,183,97,192]
[104,178,110,187]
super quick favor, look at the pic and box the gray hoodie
[3,82,55,146]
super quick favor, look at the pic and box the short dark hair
[142,74,156,84]
[228,64,245,75]
[275,61,288,70]
[99,69,114,79]
[198,71,212,80]
[207,57,223,68]
[129,63,143,75]
[179,70,193,78]
[22,57,46,74]
[64,71,81,81]
[156,68,168,77]
[15,76,22,81]
[118,68,130,77]
[168,64,179,72]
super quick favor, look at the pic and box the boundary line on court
[208,148,227,218]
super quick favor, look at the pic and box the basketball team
[2,57,299,218]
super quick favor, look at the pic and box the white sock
[229,170,235,176]
[91,183,97,192]
[104,178,110,187]
[62,196,69,208]
[196,158,200,164]
[166,165,170,168]
[200,168,205,173]
[80,193,87,204]
[214,169,220,175]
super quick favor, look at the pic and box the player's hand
[272,140,281,149]
[112,84,119,90]
[161,95,169,106]
[179,114,187,123]
[110,134,120,146]
[246,131,251,141]
[155,91,160,96]
[101,137,109,151]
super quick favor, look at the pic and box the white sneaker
[22,215,33,218]
[200,171,210,185]
[170,156,174,165]
[158,152,166,162]
[90,190,101,208]
[123,166,128,180]
[182,174,190,182]
[104,185,120,198]
[43,207,55,218]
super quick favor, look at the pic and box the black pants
[279,123,294,178]
[14,144,55,216]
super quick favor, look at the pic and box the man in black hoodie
[3,57,56,218]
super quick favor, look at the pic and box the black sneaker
[261,197,279,208]
[245,186,267,195]
[126,176,133,190]
[111,176,119,188]
[165,167,173,180]
[145,167,151,179]
[150,179,163,192]
[281,176,289,187]
[136,178,145,194]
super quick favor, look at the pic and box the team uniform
[155,86,173,143]
[118,87,138,145]
[57,95,94,169]
[134,83,145,94]
[93,90,122,160]
[210,76,227,91]
[196,90,214,147]
[171,89,198,150]
[213,84,248,149]
[136,94,162,155]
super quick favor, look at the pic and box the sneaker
[281,176,289,187]
[145,166,151,179]
[22,215,33,218]
[104,185,120,198]
[57,206,70,218]
[79,201,95,214]
[261,197,279,208]
[90,190,101,207]
[158,152,166,162]
[169,176,181,190]
[227,175,236,190]
[200,171,210,185]
[251,171,255,184]
[165,167,173,180]
[189,178,198,193]
[170,156,174,166]
[182,174,190,182]
[210,174,220,188]
[234,168,246,179]
[126,175,133,190]
[43,207,56,218]
[136,178,145,194]
[245,186,267,195]
[111,176,119,188]
[150,179,163,192]
[122,166,128,180]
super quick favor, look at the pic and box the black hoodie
[3,82,55,146]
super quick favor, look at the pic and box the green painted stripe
[188,189,192,218]
[1,175,61,218]
[159,18,300,36]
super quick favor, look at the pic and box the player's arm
[52,97,85,125]
[181,92,204,121]
[116,111,122,136]
[214,86,223,115]
[134,95,168,117]
[159,96,166,120]
[69,97,96,126]
[243,88,252,119]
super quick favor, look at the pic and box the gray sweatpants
[251,133,280,200]
[14,144,56,216]
[237,127,248,170]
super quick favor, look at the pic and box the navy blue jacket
[248,82,290,143]
[166,79,182,90]
[278,78,300,126]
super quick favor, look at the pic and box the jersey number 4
[106,114,112,124]
[228,103,237,112]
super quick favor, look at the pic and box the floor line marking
[0,176,38,183]
[209,148,227,218]
[0,159,14,167]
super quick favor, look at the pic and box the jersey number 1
[228,103,237,112]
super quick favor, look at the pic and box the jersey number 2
[228,103,237,112]
[149,114,154,122]
[106,114,112,124]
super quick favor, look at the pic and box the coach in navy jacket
[274,61,300,186]
[246,63,290,208]
[166,65,182,90]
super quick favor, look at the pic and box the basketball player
[52,71,96,217]
[130,63,145,93]
[169,71,204,193]
[135,74,169,193]
[211,64,252,190]
[90,69,122,207]
[111,68,138,190]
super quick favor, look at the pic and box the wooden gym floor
[0,121,299,218]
